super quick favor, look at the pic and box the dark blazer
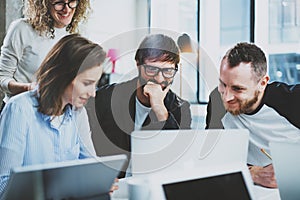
[86,77,191,177]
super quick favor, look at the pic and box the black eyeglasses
[52,0,79,11]
[142,64,178,78]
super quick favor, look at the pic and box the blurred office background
[1,0,299,128]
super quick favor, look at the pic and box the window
[199,0,252,102]
[268,0,300,84]
[85,0,149,85]
[151,0,199,103]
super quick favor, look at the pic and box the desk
[254,185,280,200]
[111,178,281,200]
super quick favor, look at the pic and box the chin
[226,106,241,116]
[74,102,85,108]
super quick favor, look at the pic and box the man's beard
[226,90,260,115]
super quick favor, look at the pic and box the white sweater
[0,18,68,102]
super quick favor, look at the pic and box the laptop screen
[163,172,251,200]
[4,155,127,200]
[131,129,249,175]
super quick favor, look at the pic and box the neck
[247,90,265,114]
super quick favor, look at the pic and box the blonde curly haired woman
[0,0,91,112]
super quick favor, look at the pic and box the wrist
[152,105,168,121]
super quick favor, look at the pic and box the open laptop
[3,154,127,200]
[130,129,256,199]
[270,141,300,200]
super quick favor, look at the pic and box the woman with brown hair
[0,34,106,197]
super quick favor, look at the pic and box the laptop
[3,154,127,200]
[131,129,249,174]
[130,129,256,199]
[270,141,300,200]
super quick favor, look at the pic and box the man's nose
[222,88,235,102]
[154,71,165,83]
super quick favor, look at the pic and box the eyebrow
[219,78,246,90]
[82,78,98,83]
[219,78,225,85]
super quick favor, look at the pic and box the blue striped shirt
[0,90,96,197]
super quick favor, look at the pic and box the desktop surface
[111,177,281,200]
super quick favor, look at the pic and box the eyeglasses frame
[51,0,79,11]
[141,64,178,78]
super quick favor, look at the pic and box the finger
[147,81,156,85]
[163,84,171,94]
[109,184,119,193]
[112,185,119,190]
[143,88,149,97]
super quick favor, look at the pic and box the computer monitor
[3,154,127,200]
[130,129,255,199]
[131,129,249,175]
[163,171,251,200]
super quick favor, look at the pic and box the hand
[109,178,119,195]
[143,82,170,121]
[249,164,278,188]
[27,82,37,91]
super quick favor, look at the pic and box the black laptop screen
[163,172,251,200]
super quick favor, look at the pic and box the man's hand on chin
[144,82,170,121]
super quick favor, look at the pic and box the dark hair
[177,33,192,52]
[35,34,106,115]
[224,42,267,81]
[135,34,180,66]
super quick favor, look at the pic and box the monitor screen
[163,172,251,200]
[4,155,127,200]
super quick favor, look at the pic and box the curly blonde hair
[23,0,91,38]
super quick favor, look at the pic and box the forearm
[0,23,22,94]
[150,98,191,129]
[8,80,32,95]
[152,104,168,121]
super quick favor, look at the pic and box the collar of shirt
[29,89,73,123]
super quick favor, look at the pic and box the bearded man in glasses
[89,34,191,177]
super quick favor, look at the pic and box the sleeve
[265,82,300,129]
[143,100,192,130]
[0,101,27,197]
[0,20,25,93]
[205,87,226,129]
[75,107,97,159]
[164,100,191,129]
